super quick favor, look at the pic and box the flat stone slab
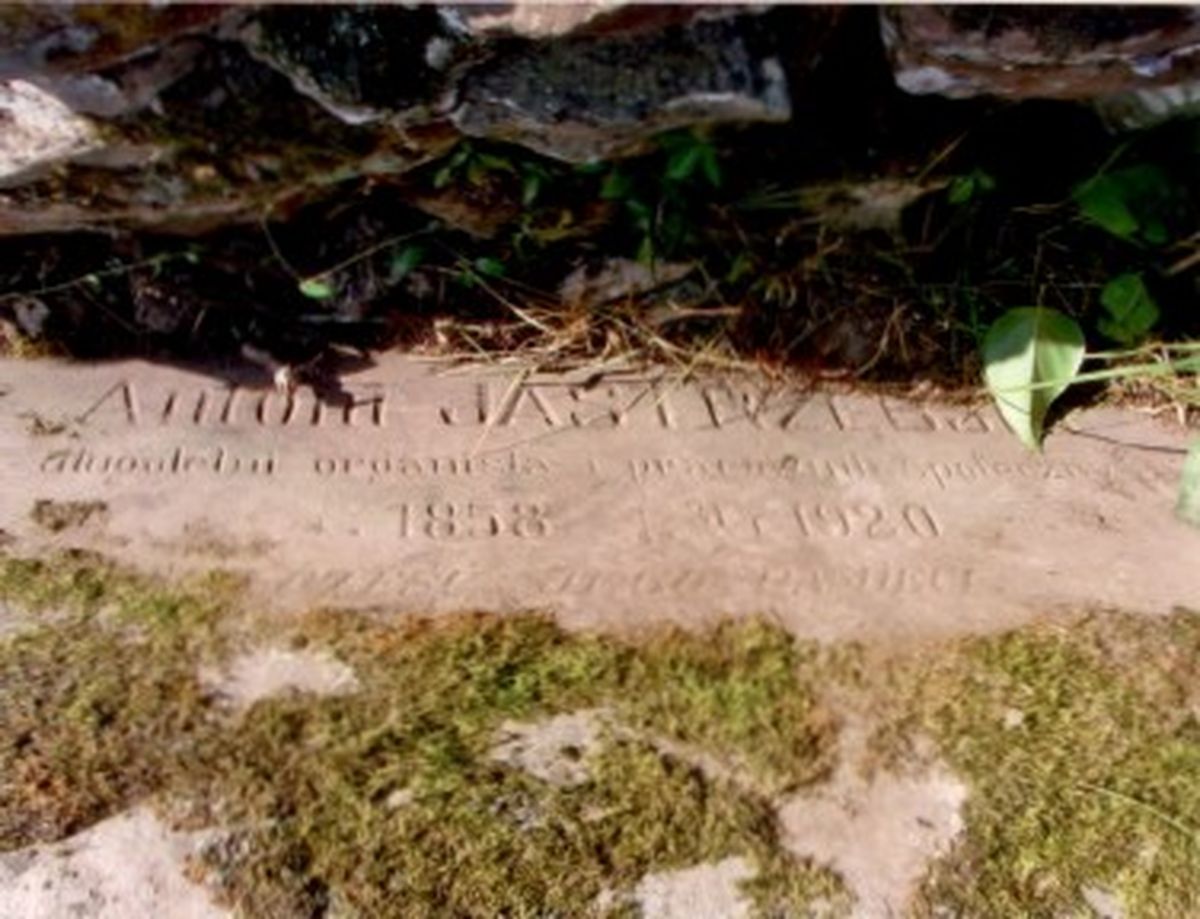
[0,356,1195,641]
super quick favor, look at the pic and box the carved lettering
[79,381,139,425]
[38,446,276,476]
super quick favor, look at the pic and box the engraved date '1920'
[687,500,942,540]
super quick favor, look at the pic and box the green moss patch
[908,611,1200,916]
[0,552,236,846]
[0,556,845,915]
[2,551,1198,916]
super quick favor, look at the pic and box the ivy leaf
[298,277,335,300]
[1178,438,1200,529]
[1098,273,1159,346]
[982,307,1085,451]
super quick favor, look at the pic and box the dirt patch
[778,763,967,918]
[29,498,107,533]
[0,807,226,919]
[199,646,359,710]
[633,856,756,919]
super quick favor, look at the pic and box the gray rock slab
[0,356,1195,642]
[0,807,227,919]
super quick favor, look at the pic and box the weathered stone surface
[0,5,233,80]
[450,2,748,41]
[884,6,1200,126]
[0,808,226,919]
[453,15,791,162]
[239,6,470,127]
[0,80,103,187]
[633,857,756,919]
[0,41,458,236]
[0,356,1194,643]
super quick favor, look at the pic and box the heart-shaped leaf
[983,307,1085,451]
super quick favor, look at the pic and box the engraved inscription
[434,380,1003,433]
[40,446,276,476]
[312,451,549,479]
[80,381,386,428]
[686,500,943,540]
[264,562,975,604]
[398,502,551,540]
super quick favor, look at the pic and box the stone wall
[3,3,1199,239]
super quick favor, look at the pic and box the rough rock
[450,2,747,41]
[0,808,227,919]
[0,40,457,236]
[884,6,1200,126]
[489,710,607,786]
[778,762,967,918]
[240,6,471,127]
[6,5,1200,240]
[200,647,360,710]
[633,857,756,919]
[0,80,102,186]
[0,5,234,80]
[453,15,791,162]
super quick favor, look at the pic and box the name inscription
[79,378,1003,434]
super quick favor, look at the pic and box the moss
[616,619,851,792]
[0,556,845,916]
[195,611,846,915]
[0,553,236,846]
[4,549,1198,916]
[908,612,1200,917]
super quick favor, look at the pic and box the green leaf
[298,277,335,300]
[1178,439,1200,529]
[387,245,424,284]
[665,145,703,183]
[1098,273,1160,346]
[1074,176,1139,239]
[982,307,1086,451]
[521,172,542,207]
[601,170,634,201]
[699,146,722,189]
[473,256,506,279]
[476,153,515,174]
[1073,164,1174,243]
[948,169,995,206]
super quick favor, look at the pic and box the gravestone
[0,356,1195,641]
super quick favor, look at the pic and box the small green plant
[432,141,557,209]
[598,128,724,264]
[1098,273,1160,346]
[433,142,517,190]
[947,169,996,206]
[1073,164,1177,245]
